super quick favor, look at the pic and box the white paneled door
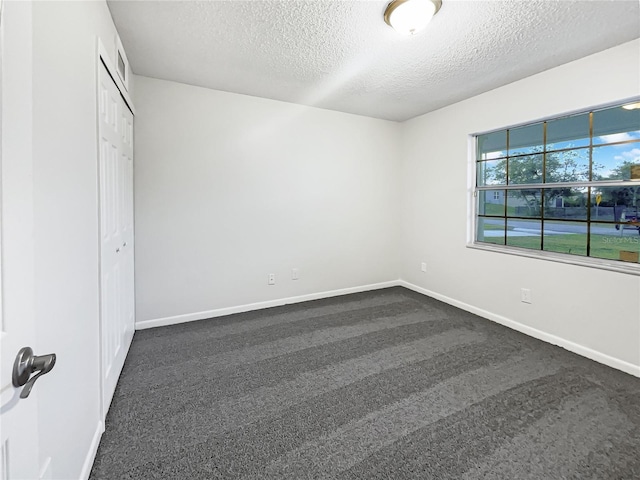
[0,1,42,479]
[98,61,134,417]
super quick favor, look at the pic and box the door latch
[12,347,56,399]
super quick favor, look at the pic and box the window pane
[507,189,542,218]
[506,219,541,249]
[594,186,640,221]
[477,131,507,160]
[477,217,505,245]
[477,159,506,186]
[509,123,544,156]
[546,112,590,150]
[593,104,640,145]
[478,190,505,216]
[474,101,640,268]
[544,187,588,220]
[508,154,543,184]
[592,142,640,181]
[544,148,590,183]
[543,221,587,256]
[590,222,639,263]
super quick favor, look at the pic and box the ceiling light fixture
[622,102,640,110]
[384,0,442,36]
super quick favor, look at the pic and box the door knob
[12,347,56,399]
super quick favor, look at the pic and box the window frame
[468,98,640,276]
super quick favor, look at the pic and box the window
[474,101,640,269]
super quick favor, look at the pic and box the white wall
[400,40,640,374]
[134,76,401,325]
[30,1,131,478]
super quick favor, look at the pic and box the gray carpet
[90,287,640,479]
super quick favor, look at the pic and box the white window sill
[467,242,640,276]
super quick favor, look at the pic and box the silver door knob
[12,347,56,399]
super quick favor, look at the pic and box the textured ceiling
[107,0,640,122]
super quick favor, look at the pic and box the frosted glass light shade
[384,0,442,36]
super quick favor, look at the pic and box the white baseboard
[136,280,401,330]
[80,421,104,480]
[399,280,640,378]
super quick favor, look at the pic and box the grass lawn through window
[506,230,639,261]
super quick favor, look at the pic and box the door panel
[0,1,41,479]
[122,98,135,344]
[98,62,134,417]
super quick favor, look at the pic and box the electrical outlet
[421,262,427,272]
[521,288,532,304]
[292,268,299,280]
[268,273,276,285]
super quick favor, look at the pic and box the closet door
[121,91,134,357]
[98,61,134,416]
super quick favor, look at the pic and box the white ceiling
[107,0,640,122]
